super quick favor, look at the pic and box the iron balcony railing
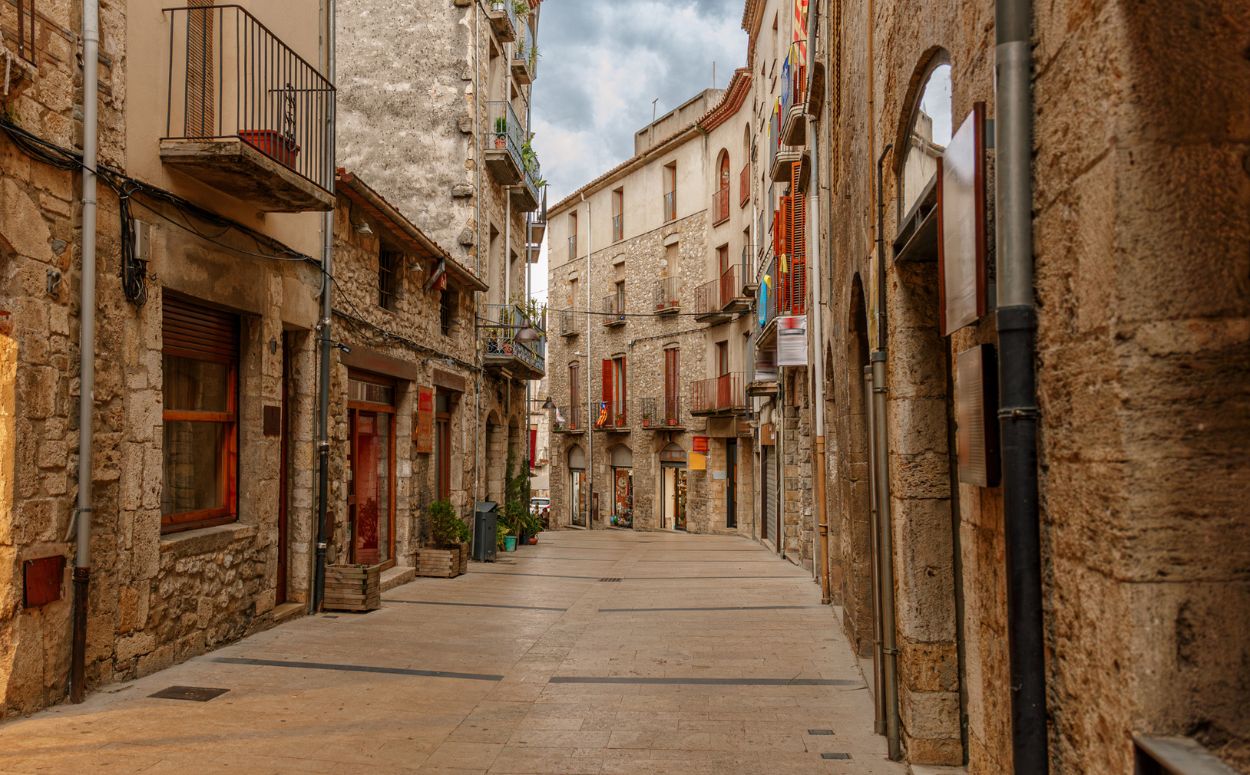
[3,0,36,65]
[692,373,747,415]
[163,5,336,193]
[559,309,579,337]
[487,0,517,42]
[654,276,680,313]
[567,233,577,260]
[712,186,730,225]
[486,100,525,174]
[640,396,683,430]
[739,163,750,208]
[740,243,756,294]
[520,148,542,207]
[481,302,546,376]
[694,277,721,319]
[594,397,629,431]
[512,18,536,80]
[553,404,583,433]
[611,213,623,242]
[602,293,626,326]
[719,263,741,309]
[663,190,676,222]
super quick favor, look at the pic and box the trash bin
[473,501,498,562]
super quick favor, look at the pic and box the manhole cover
[820,752,851,760]
[149,686,229,702]
[599,577,622,583]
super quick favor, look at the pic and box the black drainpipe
[995,0,1048,770]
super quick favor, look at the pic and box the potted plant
[494,116,508,149]
[512,0,528,18]
[497,523,510,552]
[239,129,300,168]
[415,500,470,578]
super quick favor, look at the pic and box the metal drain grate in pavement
[807,729,834,736]
[820,753,851,760]
[149,686,229,702]
[599,577,622,582]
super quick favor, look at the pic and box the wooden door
[350,410,393,565]
[276,333,291,604]
[725,439,737,528]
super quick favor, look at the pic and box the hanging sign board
[777,315,808,366]
[759,423,776,446]
[415,386,434,453]
[692,436,710,454]
[939,103,987,335]
[689,453,707,472]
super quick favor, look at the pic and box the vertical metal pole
[864,365,885,735]
[995,0,1047,769]
[70,0,101,705]
[582,193,593,529]
[313,0,336,613]
[871,353,901,760]
[808,115,830,603]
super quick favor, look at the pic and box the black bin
[473,501,498,562]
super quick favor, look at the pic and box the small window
[612,188,624,242]
[440,290,456,336]
[161,296,239,533]
[379,247,401,310]
[663,163,677,222]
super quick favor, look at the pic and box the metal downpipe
[313,0,337,613]
[70,0,100,705]
[995,0,1047,769]
[581,192,592,529]
[864,365,885,736]
[808,120,831,604]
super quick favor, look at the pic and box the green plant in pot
[428,499,469,548]
[494,116,508,149]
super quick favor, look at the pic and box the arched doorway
[659,443,687,531]
[608,444,633,528]
[567,445,587,527]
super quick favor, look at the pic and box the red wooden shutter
[601,359,613,403]
[789,162,807,315]
[163,294,238,362]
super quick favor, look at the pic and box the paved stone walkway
[0,530,902,774]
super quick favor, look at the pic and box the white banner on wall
[777,315,808,367]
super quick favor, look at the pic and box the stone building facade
[791,0,1250,771]
[1,0,333,715]
[337,0,546,515]
[546,85,761,540]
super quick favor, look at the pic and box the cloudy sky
[527,0,748,300]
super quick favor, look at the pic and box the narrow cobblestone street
[0,532,899,775]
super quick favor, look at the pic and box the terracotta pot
[528,536,538,545]
[239,129,299,167]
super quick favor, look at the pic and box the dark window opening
[379,247,401,310]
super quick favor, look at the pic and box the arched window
[714,149,731,223]
[900,62,952,218]
[718,150,731,191]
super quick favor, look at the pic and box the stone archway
[840,275,876,658]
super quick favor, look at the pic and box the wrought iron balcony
[485,100,525,185]
[602,293,626,327]
[663,190,676,223]
[640,396,684,431]
[559,309,580,337]
[654,276,680,315]
[712,186,730,225]
[719,263,751,314]
[691,373,747,417]
[739,162,750,208]
[511,149,541,213]
[694,277,730,324]
[611,213,623,242]
[160,5,335,212]
[567,233,578,261]
[781,41,808,146]
[481,303,546,380]
[593,398,630,433]
[486,0,517,43]
[511,20,535,85]
[552,404,584,434]
[740,243,758,297]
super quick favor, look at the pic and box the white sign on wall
[777,316,808,367]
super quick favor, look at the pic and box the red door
[350,410,392,565]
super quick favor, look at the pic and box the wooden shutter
[163,295,238,362]
[789,162,807,315]
[601,359,613,403]
[618,357,627,420]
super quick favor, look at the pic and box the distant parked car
[529,497,550,516]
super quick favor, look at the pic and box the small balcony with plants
[511,20,537,85]
[485,101,525,185]
[510,137,543,213]
[481,302,546,380]
[640,396,684,431]
[486,0,519,43]
[593,398,630,434]
[159,4,335,212]
[780,42,808,146]
[552,404,584,435]
[654,276,680,315]
[693,277,730,325]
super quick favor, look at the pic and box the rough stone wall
[782,372,813,570]
[547,207,709,532]
[1032,1,1250,771]
[327,194,480,563]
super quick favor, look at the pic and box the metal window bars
[2,0,36,66]
[486,100,525,174]
[163,5,336,193]
[653,276,680,313]
[663,190,676,223]
[601,293,625,326]
[640,396,683,429]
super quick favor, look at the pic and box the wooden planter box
[323,563,382,612]
[415,543,470,578]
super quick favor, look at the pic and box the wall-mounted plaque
[956,344,1001,487]
[939,103,987,335]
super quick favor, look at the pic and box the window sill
[161,521,257,557]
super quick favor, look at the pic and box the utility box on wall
[23,555,66,608]
[956,344,1001,487]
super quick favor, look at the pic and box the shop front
[568,444,587,527]
[660,442,688,531]
[609,444,633,528]
[347,371,396,566]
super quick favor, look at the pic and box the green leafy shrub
[428,500,468,548]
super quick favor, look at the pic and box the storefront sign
[777,315,808,366]
[414,386,434,453]
[692,436,709,454]
[689,452,707,472]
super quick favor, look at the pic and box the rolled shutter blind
[163,295,238,362]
